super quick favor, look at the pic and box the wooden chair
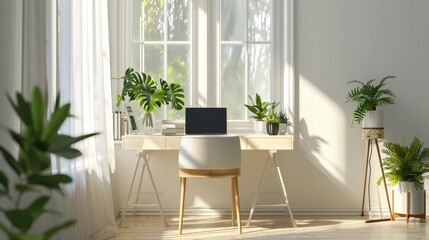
[178,135,242,234]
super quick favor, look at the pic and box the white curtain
[48,0,117,239]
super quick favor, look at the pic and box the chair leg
[231,178,236,226]
[179,177,187,235]
[233,177,242,234]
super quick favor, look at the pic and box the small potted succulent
[265,102,280,135]
[277,110,292,135]
[244,93,270,134]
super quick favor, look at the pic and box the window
[125,0,291,123]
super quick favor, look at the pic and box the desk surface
[122,134,293,151]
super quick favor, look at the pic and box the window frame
[111,0,294,133]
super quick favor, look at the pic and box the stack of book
[161,120,185,135]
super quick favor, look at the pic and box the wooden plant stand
[360,136,394,223]
[391,189,426,223]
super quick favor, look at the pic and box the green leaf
[41,103,70,143]
[28,174,72,192]
[23,147,51,173]
[15,184,38,194]
[0,170,8,193]
[50,148,82,159]
[7,93,33,127]
[48,133,99,153]
[43,219,76,239]
[0,146,21,176]
[5,196,50,232]
[30,87,44,135]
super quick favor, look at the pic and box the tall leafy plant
[0,87,98,239]
[377,137,429,189]
[346,75,396,125]
[116,67,185,127]
[244,93,270,121]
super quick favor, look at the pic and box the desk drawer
[142,138,166,150]
[165,137,181,150]
[246,137,293,150]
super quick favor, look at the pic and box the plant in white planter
[346,75,396,128]
[277,110,292,135]
[377,137,429,220]
[244,93,270,134]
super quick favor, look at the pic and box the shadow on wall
[297,118,361,205]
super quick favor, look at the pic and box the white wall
[294,0,429,213]
[113,0,429,215]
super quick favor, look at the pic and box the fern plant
[377,137,429,189]
[346,75,396,125]
[0,87,98,239]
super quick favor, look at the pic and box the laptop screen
[185,107,227,135]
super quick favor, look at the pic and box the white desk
[121,134,296,227]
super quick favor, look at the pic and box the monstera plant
[116,67,185,133]
[0,87,98,239]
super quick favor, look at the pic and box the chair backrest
[178,135,241,170]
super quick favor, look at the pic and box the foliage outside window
[129,0,281,121]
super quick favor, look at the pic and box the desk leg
[143,156,169,227]
[273,153,296,227]
[119,155,142,227]
[246,155,271,227]
[134,156,146,215]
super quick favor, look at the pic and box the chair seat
[179,168,240,178]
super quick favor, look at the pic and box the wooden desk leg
[246,151,296,228]
[361,140,371,216]
[246,155,271,227]
[134,156,146,215]
[143,156,169,227]
[273,153,296,228]
[119,155,142,227]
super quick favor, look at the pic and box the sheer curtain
[48,0,117,239]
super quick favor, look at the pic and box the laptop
[185,107,227,135]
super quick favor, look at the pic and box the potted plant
[265,102,280,135]
[116,67,185,134]
[346,75,396,132]
[0,87,98,239]
[244,93,270,134]
[277,110,292,135]
[377,137,429,220]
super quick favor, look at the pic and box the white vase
[362,110,383,129]
[393,181,425,215]
[254,121,266,134]
[140,112,155,135]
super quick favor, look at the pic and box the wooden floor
[111,214,428,239]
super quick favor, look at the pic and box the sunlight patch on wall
[299,74,354,196]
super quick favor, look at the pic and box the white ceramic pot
[362,110,383,129]
[278,123,288,135]
[254,121,266,134]
[393,181,425,215]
